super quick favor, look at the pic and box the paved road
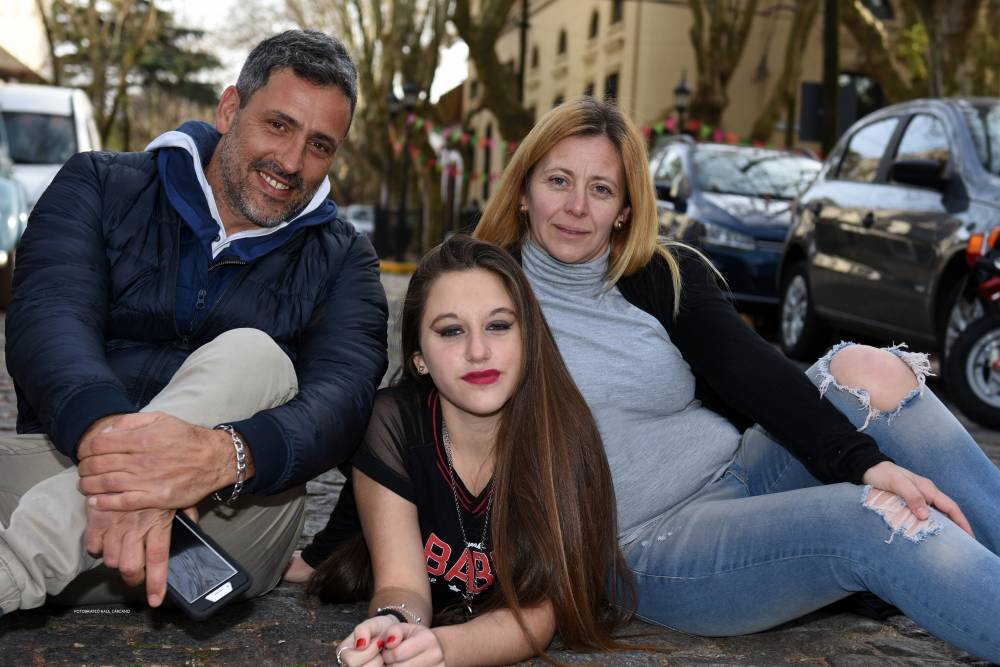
[1,278,997,666]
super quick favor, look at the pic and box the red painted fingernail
[356,638,367,649]
[377,639,384,650]
[387,635,396,645]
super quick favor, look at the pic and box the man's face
[213,67,352,232]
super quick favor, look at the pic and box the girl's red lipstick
[462,369,501,385]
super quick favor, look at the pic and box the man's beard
[217,118,315,229]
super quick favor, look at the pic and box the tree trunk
[839,0,920,102]
[452,0,534,141]
[35,0,62,84]
[687,0,759,127]
[910,0,983,96]
[749,0,821,142]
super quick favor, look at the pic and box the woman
[311,236,632,666]
[467,96,1000,661]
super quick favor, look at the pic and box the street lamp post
[374,92,400,257]
[394,81,420,262]
[673,72,691,135]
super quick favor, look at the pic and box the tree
[275,0,452,251]
[38,0,160,146]
[451,0,534,142]
[749,0,821,143]
[35,0,222,150]
[839,0,991,103]
[687,0,760,127]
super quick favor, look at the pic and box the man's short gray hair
[236,30,358,114]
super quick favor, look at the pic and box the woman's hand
[335,615,395,666]
[380,624,445,666]
[862,461,974,538]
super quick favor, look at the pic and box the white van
[0,83,101,209]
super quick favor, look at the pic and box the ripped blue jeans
[622,343,1000,662]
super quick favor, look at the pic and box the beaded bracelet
[375,603,421,625]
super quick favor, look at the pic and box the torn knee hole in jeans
[816,342,932,430]
[861,486,941,544]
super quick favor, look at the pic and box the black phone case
[166,512,252,620]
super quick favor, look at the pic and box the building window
[589,10,599,38]
[531,45,539,69]
[557,29,567,55]
[603,71,619,102]
[584,82,595,97]
[611,0,623,24]
[553,94,565,108]
[469,79,479,99]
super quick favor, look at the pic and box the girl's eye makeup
[486,320,514,332]
[437,325,464,338]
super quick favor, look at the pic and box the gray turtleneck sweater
[521,239,741,537]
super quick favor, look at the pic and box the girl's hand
[380,623,445,666]
[862,461,974,538]
[336,615,395,666]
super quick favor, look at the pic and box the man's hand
[77,412,254,511]
[83,503,197,607]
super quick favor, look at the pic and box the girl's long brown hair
[310,235,634,654]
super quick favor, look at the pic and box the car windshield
[1,111,77,165]
[960,102,1000,177]
[693,150,820,200]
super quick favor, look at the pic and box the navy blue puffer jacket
[5,149,388,496]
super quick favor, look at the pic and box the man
[0,30,387,615]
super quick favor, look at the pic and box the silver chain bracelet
[212,424,246,505]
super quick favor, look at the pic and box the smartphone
[166,511,252,620]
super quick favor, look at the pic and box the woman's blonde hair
[475,96,685,314]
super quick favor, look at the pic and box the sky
[168,0,468,102]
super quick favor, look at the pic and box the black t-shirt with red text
[349,383,496,612]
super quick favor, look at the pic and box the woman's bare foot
[282,550,315,584]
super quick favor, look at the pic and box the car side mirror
[889,158,949,191]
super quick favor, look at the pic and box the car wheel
[944,316,1000,429]
[779,261,830,360]
[942,277,984,360]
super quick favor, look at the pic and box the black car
[777,98,1000,403]
[649,138,820,314]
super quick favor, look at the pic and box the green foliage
[137,21,221,106]
[40,0,221,148]
[894,21,928,86]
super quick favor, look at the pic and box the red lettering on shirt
[424,533,451,576]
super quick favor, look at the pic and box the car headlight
[701,220,755,250]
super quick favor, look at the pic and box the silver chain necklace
[441,421,495,616]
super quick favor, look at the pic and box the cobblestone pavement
[0,275,997,666]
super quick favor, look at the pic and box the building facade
[0,0,51,82]
[463,0,877,202]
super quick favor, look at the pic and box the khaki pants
[0,328,306,613]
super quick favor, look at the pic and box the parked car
[342,203,374,238]
[0,104,30,308]
[649,138,821,314]
[0,83,101,209]
[777,98,1000,414]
